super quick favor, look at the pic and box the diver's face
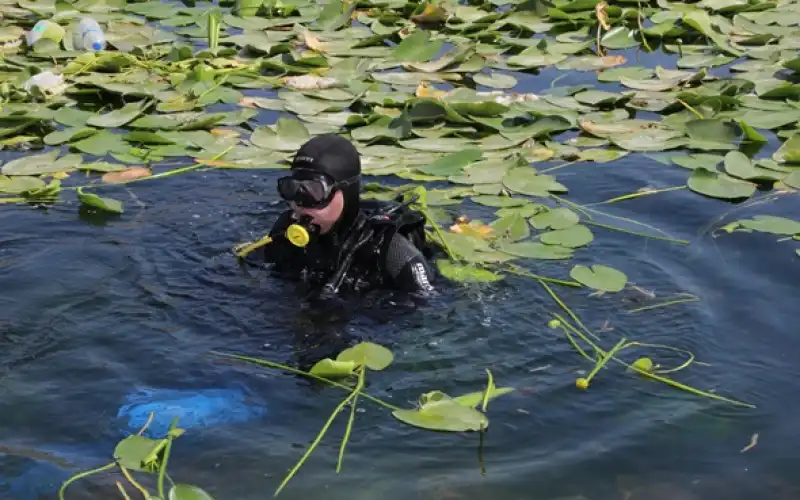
[292,190,344,234]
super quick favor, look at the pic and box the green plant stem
[553,194,679,240]
[337,367,365,473]
[119,465,150,499]
[539,161,579,174]
[211,352,401,411]
[275,378,363,496]
[678,98,704,119]
[627,295,699,313]
[505,263,582,288]
[552,313,755,408]
[158,436,174,499]
[116,481,133,500]
[59,462,116,500]
[537,279,600,341]
[584,337,626,384]
[585,220,690,245]
[587,186,686,206]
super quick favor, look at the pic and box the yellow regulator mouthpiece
[286,223,310,247]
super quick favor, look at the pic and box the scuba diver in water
[243,134,436,298]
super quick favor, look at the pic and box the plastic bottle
[26,20,49,46]
[73,17,106,51]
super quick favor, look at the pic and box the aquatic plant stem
[505,263,582,288]
[627,295,699,313]
[337,366,365,473]
[116,481,133,500]
[578,337,626,389]
[158,433,175,499]
[677,99,705,119]
[58,462,116,500]
[211,352,402,411]
[587,186,687,205]
[119,465,150,499]
[584,220,690,245]
[535,277,601,341]
[275,377,362,496]
[551,314,755,408]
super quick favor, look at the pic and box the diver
[238,134,436,298]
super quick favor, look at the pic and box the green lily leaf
[250,118,310,152]
[529,207,580,230]
[392,393,488,432]
[337,342,393,371]
[687,169,757,200]
[309,359,357,378]
[569,264,627,292]
[393,30,444,62]
[725,215,800,235]
[437,260,504,283]
[498,241,574,260]
[113,435,165,472]
[473,71,517,89]
[503,168,567,197]
[86,101,150,128]
[168,484,216,500]
[490,213,530,242]
[773,134,800,164]
[76,188,124,215]
[419,148,483,176]
[0,176,47,195]
[1,150,60,176]
[453,387,514,408]
[723,151,786,181]
[539,224,594,248]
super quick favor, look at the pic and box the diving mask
[277,169,360,209]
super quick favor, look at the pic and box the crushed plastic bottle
[72,17,106,51]
[26,20,64,46]
[23,71,66,95]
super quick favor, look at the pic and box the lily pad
[529,207,580,230]
[569,264,627,292]
[540,224,594,248]
[113,435,164,472]
[337,342,394,371]
[437,260,504,283]
[392,394,488,432]
[250,118,310,152]
[76,188,124,214]
[687,169,757,200]
[309,359,357,378]
[169,484,215,500]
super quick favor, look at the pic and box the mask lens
[277,175,333,208]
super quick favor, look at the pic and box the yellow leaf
[415,82,446,98]
[50,171,70,180]
[302,29,328,53]
[595,2,610,30]
[450,218,494,239]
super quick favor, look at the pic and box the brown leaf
[740,433,759,453]
[601,55,626,68]
[595,2,610,30]
[102,167,151,184]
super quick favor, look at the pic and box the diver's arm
[384,233,436,293]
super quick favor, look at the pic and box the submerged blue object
[116,387,267,437]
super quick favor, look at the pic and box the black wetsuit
[259,203,436,296]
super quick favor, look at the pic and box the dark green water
[1,49,800,500]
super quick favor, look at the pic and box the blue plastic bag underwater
[116,386,269,437]
[1,386,267,499]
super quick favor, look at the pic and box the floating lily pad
[437,260,504,283]
[337,342,393,371]
[392,394,488,432]
[687,169,757,200]
[569,264,627,292]
[76,188,124,214]
[540,224,594,248]
[168,484,215,500]
[309,359,357,378]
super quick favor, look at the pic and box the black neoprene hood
[290,134,362,231]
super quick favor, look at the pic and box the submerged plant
[214,342,512,496]
[59,415,215,500]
